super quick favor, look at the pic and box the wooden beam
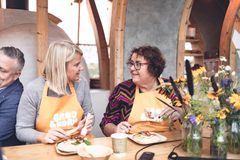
[86,0,109,89]
[177,0,194,77]
[109,0,127,90]
[219,0,240,63]
[229,15,240,72]
[48,13,62,25]
[76,0,81,45]
[37,0,48,76]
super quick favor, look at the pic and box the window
[29,0,112,84]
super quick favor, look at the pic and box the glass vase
[181,121,191,152]
[183,122,202,156]
[210,120,227,159]
[227,115,240,154]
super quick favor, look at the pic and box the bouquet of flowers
[207,76,229,158]
[170,60,210,156]
[170,57,240,156]
[207,56,240,154]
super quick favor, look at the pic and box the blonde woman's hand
[40,128,67,144]
[78,114,94,135]
[116,121,131,134]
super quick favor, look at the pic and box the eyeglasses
[127,61,149,70]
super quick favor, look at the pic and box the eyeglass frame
[126,61,149,70]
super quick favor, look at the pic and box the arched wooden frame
[85,0,127,90]
[177,0,194,77]
[229,12,240,71]
[86,0,109,89]
[36,0,111,89]
[220,0,240,65]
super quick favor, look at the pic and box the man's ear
[14,71,21,80]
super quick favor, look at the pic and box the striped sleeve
[158,78,178,104]
[99,80,135,131]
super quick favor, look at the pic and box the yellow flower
[192,66,206,77]
[216,108,229,119]
[199,66,207,73]
[173,94,191,107]
[207,88,223,100]
[174,76,186,83]
[217,112,226,119]
[183,94,191,105]
[192,70,200,77]
[221,107,230,113]
[174,99,182,107]
[229,94,240,110]
[196,114,204,125]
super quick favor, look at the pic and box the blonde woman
[16,41,94,144]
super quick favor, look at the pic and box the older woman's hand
[159,107,183,122]
[116,121,131,134]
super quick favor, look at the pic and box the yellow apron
[128,84,178,133]
[36,82,84,133]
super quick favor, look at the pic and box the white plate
[57,139,80,153]
[77,145,113,158]
[128,132,167,145]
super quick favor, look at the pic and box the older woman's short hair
[128,45,166,78]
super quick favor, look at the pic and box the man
[0,46,25,146]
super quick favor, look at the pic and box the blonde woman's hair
[43,40,83,95]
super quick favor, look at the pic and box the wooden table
[2,130,240,160]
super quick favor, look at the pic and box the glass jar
[227,115,240,154]
[181,121,191,152]
[210,119,227,159]
[184,123,203,156]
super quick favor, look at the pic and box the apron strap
[42,82,76,97]
[68,82,77,96]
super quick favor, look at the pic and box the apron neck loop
[68,81,77,95]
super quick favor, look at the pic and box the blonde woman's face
[66,53,83,82]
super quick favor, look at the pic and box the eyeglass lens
[127,61,144,70]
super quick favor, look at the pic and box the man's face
[0,53,20,88]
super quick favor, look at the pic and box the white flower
[220,56,227,62]
[232,71,236,76]
[202,77,209,80]
[225,65,231,71]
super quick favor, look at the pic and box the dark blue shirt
[0,79,25,146]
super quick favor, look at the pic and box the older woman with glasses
[100,45,182,136]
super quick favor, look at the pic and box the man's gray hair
[0,46,25,70]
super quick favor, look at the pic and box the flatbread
[57,139,80,153]
[129,121,169,133]
[56,134,94,153]
[128,131,167,145]
[129,120,181,133]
